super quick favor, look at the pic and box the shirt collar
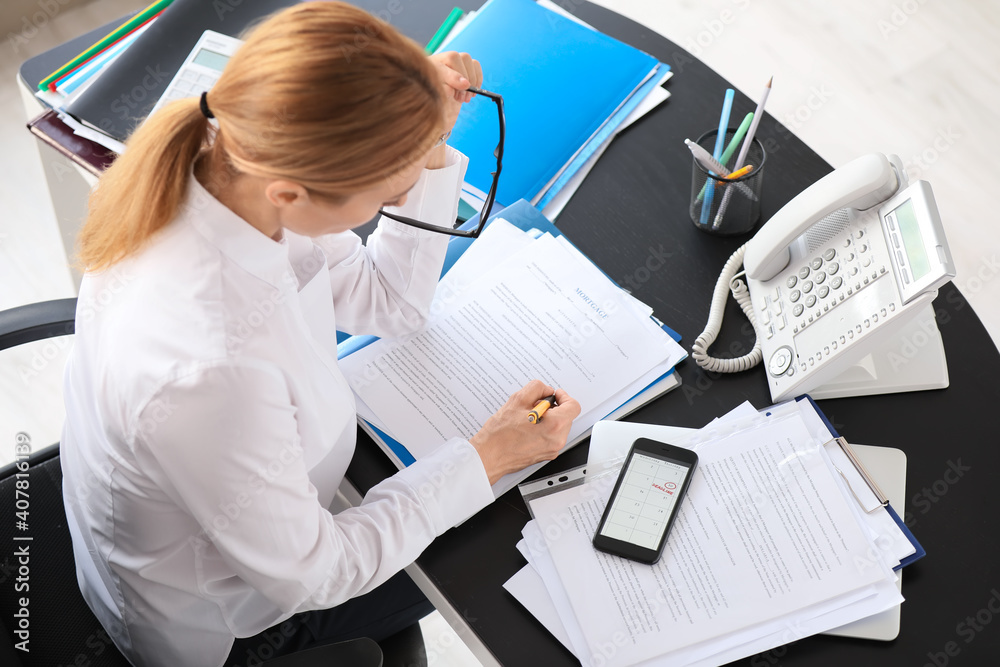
[180,172,295,292]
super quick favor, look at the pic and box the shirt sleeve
[135,360,493,614]
[316,146,469,338]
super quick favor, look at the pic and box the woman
[60,4,580,666]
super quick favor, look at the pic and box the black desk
[341,3,1000,666]
[22,3,1000,665]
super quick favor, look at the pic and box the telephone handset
[693,153,956,402]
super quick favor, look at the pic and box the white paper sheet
[529,412,900,667]
[340,223,685,463]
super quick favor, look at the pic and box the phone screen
[597,453,691,549]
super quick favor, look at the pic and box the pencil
[712,76,772,229]
[527,395,557,424]
[695,112,753,203]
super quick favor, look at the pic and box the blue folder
[443,0,659,206]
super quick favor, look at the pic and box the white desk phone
[693,153,956,402]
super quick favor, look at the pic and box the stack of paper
[338,202,687,496]
[507,399,921,666]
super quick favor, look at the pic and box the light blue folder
[443,0,659,206]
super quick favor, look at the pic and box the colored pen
[701,89,735,225]
[713,76,772,229]
[696,112,754,202]
[528,395,557,423]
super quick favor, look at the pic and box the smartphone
[592,438,698,564]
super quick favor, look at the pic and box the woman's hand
[470,381,582,486]
[426,51,482,168]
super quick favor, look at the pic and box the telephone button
[802,280,814,293]
[892,235,901,248]
[827,262,839,274]
[798,267,811,280]
[862,257,872,268]
[864,319,871,328]
[776,315,786,330]
[818,286,830,299]
[839,335,846,345]
[856,324,863,334]
[848,329,855,339]
[863,276,870,285]
[845,252,855,262]
[832,340,838,350]
[768,346,794,376]
[773,300,782,314]
[793,304,804,317]
[849,266,858,276]
[842,237,852,248]
[765,324,774,339]
[889,302,896,312]
[886,213,896,230]
[805,295,817,308]
[897,250,906,265]
[859,243,869,254]
[823,345,830,356]
[790,290,801,303]
[786,275,798,289]
[872,313,879,323]
[855,229,865,239]
[881,308,887,317]
[814,271,826,284]
[831,276,843,289]
[810,257,824,271]
[823,248,837,261]
[872,271,879,280]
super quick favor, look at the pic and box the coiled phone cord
[691,243,764,373]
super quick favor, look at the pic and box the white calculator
[149,30,243,116]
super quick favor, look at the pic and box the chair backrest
[0,444,132,666]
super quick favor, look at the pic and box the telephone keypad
[798,267,811,279]
[810,257,824,270]
[802,280,814,293]
[827,262,839,274]
[814,271,826,284]
[793,304,804,317]
[786,275,798,289]
[823,248,837,261]
[790,290,801,303]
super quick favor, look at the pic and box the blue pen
[700,88,734,225]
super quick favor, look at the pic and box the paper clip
[827,437,889,514]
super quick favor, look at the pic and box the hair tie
[199,91,214,119]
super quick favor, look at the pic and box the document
[340,223,684,463]
[527,412,901,667]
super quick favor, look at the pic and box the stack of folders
[508,397,925,666]
[338,200,687,497]
[32,0,174,159]
[438,0,672,219]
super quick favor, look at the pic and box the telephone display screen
[597,453,691,550]
[192,48,230,72]
[892,199,931,281]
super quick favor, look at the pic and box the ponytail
[76,1,444,272]
[77,98,209,272]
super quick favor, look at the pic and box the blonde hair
[77,1,444,272]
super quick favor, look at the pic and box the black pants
[224,571,433,667]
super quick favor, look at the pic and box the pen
[701,89,735,225]
[713,76,772,229]
[528,395,557,423]
[695,112,753,202]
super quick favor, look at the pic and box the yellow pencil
[527,395,557,423]
[723,164,753,181]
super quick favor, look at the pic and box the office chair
[0,299,426,667]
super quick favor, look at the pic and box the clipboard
[519,396,924,642]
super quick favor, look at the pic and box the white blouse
[61,147,494,667]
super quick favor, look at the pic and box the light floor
[1,1,997,665]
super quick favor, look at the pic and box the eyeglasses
[378,87,504,239]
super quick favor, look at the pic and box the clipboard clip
[826,437,889,514]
